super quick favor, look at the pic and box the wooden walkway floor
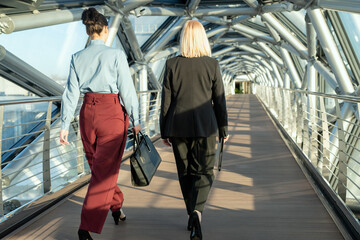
[5,94,344,240]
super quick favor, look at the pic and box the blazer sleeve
[160,60,172,139]
[212,61,228,138]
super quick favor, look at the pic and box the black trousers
[171,136,216,214]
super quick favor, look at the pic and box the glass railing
[256,85,360,221]
[0,90,161,221]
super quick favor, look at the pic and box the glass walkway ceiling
[0,0,360,239]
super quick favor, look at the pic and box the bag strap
[132,131,151,152]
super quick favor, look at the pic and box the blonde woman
[160,20,228,240]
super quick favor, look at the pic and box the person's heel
[189,212,202,240]
[78,229,93,240]
[112,208,126,225]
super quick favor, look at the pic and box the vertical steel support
[0,105,4,216]
[284,72,290,89]
[155,92,161,133]
[302,93,310,155]
[335,99,347,201]
[43,101,52,193]
[139,66,149,135]
[296,93,303,146]
[76,122,84,175]
[319,96,330,180]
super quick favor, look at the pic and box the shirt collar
[89,39,105,46]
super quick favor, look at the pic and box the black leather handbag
[130,132,162,186]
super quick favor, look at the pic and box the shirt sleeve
[61,55,80,131]
[212,61,228,138]
[116,50,140,126]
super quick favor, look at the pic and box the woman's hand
[60,129,69,146]
[220,135,229,143]
[162,138,172,147]
[133,124,141,135]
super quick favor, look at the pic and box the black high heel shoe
[190,212,202,240]
[78,229,93,240]
[112,208,126,225]
[187,213,194,231]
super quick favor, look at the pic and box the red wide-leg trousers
[79,93,129,234]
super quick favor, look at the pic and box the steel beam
[0,5,112,34]
[261,13,308,59]
[121,0,155,13]
[0,45,64,96]
[313,60,339,92]
[271,61,284,87]
[316,0,360,14]
[149,46,179,63]
[219,56,238,65]
[133,6,184,16]
[121,15,144,61]
[308,9,354,94]
[280,47,301,89]
[263,21,281,43]
[231,15,253,25]
[145,17,187,62]
[232,23,276,44]
[238,45,266,57]
[215,37,253,44]
[257,42,283,66]
[206,25,228,38]
[188,0,201,14]
[194,7,257,17]
[212,47,236,57]
[243,0,259,8]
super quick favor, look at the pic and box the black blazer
[160,56,228,139]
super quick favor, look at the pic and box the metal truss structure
[0,0,360,238]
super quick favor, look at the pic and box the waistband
[83,92,119,104]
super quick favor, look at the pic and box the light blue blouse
[61,40,139,130]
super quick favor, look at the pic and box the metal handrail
[0,96,62,106]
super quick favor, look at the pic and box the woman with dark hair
[59,8,141,240]
[160,20,229,240]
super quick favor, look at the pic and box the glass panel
[282,10,306,35]
[338,12,360,65]
[2,101,55,152]
[0,21,88,86]
[129,15,169,46]
[327,18,355,80]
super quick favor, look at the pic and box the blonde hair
[180,20,211,58]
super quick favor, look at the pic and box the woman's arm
[116,50,140,133]
[60,55,80,145]
[160,60,172,140]
[212,62,228,139]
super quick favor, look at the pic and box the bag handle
[132,131,151,152]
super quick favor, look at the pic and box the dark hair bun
[81,8,99,26]
[81,8,108,35]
